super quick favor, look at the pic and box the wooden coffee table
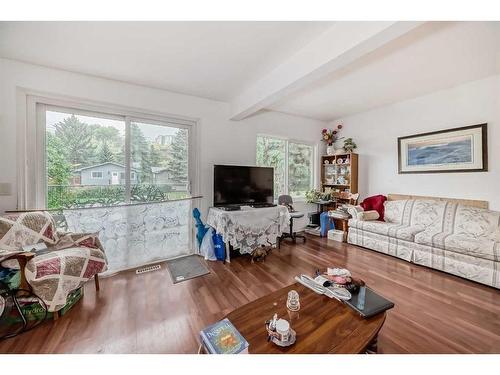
[224,283,386,354]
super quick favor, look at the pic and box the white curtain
[63,200,192,273]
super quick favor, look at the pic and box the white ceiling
[1,21,499,121]
[0,21,332,101]
[270,21,500,121]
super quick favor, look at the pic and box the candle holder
[286,290,300,312]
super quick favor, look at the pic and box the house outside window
[24,97,196,210]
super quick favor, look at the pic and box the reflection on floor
[1,235,499,353]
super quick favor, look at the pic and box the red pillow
[360,195,387,221]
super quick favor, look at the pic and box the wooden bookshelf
[321,152,358,204]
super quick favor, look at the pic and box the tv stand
[207,205,289,262]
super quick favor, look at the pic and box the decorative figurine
[265,314,296,347]
[286,290,300,312]
[251,240,274,263]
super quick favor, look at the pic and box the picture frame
[398,123,488,174]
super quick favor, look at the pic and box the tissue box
[327,229,345,242]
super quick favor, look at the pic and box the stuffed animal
[251,241,274,263]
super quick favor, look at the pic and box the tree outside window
[256,135,314,200]
[45,109,191,209]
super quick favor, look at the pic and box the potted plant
[321,124,344,155]
[343,138,357,153]
[305,189,331,203]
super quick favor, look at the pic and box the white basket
[327,229,345,242]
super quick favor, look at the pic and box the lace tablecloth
[206,206,290,255]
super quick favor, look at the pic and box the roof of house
[151,167,169,174]
[74,162,139,173]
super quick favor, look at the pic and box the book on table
[200,318,249,354]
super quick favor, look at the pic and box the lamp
[0,183,12,196]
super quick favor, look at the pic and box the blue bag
[212,232,226,261]
[192,208,209,248]
[320,211,334,237]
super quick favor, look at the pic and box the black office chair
[278,194,306,245]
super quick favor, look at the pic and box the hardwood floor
[1,235,499,353]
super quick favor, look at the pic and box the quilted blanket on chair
[0,212,107,311]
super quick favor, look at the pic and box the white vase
[326,145,335,155]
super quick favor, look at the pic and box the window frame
[91,171,104,179]
[256,134,318,202]
[20,93,199,210]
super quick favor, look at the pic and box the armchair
[0,211,107,319]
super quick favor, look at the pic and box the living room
[1,1,499,373]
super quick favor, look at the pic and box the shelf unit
[321,152,358,203]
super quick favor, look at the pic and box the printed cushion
[452,205,500,240]
[360,195,387,221]
[358,210,380,221]
[383,200,408,224]
[408,200,449,228]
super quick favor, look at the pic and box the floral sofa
[348,199,500,289]
[0,211,107,312]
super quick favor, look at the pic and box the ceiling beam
[230,21,426,120]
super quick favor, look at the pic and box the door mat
[166,255,210,284]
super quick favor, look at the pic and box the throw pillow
[360,195,387,221]
[357,210,380,221]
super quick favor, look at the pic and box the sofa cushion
[349,219,424,241]
[383,199,409,224]
[414,230,500,261]
[408,200,449,228]
[452,205,500,240]
[349,219,398,235]
[445,234,499,261]
[360,195,387,221]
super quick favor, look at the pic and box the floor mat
[166,255,210,284]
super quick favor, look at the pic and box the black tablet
[345,287,394,318]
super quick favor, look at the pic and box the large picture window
[256,135,315,199]
[31,101,195,210]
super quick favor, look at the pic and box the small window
[256,135,314,199]
[120,172,125,179]
[91,171,103,179]
[112,172,118,177]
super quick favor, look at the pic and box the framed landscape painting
[398,123,488,174]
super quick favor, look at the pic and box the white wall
[0,58,325,228]
[332,74,500,210]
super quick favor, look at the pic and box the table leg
[365,335,378,354]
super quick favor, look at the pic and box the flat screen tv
[213,165,274,206]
